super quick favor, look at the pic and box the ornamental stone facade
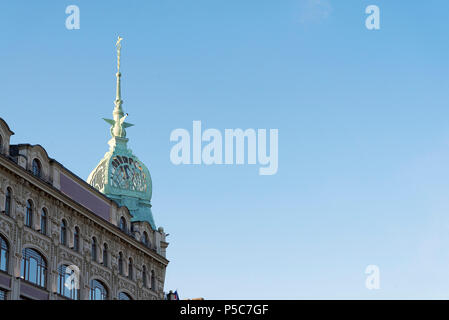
[0,117,169,300]
[0,39,170,300]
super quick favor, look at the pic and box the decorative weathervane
[116,36,123,73]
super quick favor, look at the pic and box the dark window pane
[74,227,80,252]
[40,209,47,235]
[128,259,133,280]
[5,188,11,216]
[118,253,123,275]
[26,200,33,227]
[151,270,155,290]
[32,159,41,178]
[60,220,67,245]
[142,266,147,288]
[103,244,108,267]
[119,217,126,232]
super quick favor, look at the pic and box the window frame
[57,264,79,300]
[142,265,147,288]
[40,208,47,235]
[119,217,127,233]
[0,288,7,300]
[118,252,124,276]
[4,187,11,216]
[60,219,67,246]
[128,258,133,280]
[142,232,149,247]
[102,243,108,267]
[20,248,47,288]
[32,158,42,178]
[0,235,9,273]
[73,227,80,252]
[25,200,33,228]
[91,237,97,262]
[151,270,155,291]
[89,279,108,300]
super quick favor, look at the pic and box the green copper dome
[87,37,157,230]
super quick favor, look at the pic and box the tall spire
[103,36,133,139]
[87,36,156,231]
[115,36,123,107]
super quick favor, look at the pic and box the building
[0,38,169,300]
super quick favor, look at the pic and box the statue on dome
[111,113,129,138]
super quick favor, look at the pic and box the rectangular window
[21,248,47,288]
[5,200,10,216]
[57,265,79,300]
[0,289,7,300]
[40,217,47,236]
[0,248,7,271]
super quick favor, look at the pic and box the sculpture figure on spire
[111,113,129,138]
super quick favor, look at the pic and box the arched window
[141,232,149,247]
[150,270,155,291]
[25,200,33,228]
[91,237,97,261]
[89,279,108,300]
[118,252,123,275]
[118,292,132,300]
[0,135,3,154]
[142,265,147,288]
[40,208,47,235]
[21,248,47,288]
[103,243,108,267]
[128,258,133,280]
[32,159,41,178]
[119,217,127,232]
[60,220,67,246]
[73,227,80,252]
[4,188,11,216]
[57,264,79,300]
[0,235,9,272]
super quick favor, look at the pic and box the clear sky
[1,0,448,299]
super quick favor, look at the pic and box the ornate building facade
[0,39,169,300]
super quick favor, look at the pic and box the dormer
[116,205,133,235]
[131,220,155,249]
[0,118,14,156]
[9,144,52,183]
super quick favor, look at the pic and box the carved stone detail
[0,218,12,238]
[23,231,51,253]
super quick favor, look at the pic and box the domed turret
[87,37,157,230]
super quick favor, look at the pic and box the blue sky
[1,0,449,299]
